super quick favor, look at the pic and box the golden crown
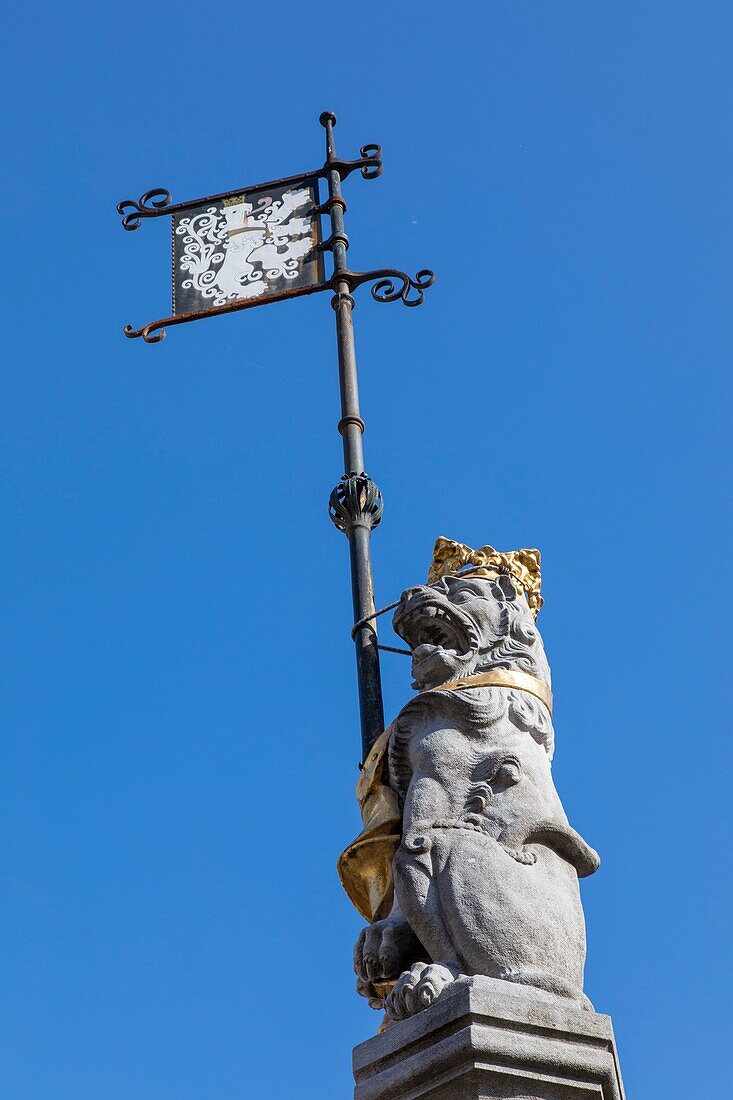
[427,536,544,618]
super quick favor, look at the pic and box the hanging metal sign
[117,117,433,347]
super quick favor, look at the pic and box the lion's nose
[401,585,424,602]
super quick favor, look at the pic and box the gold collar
[423,668,553,716]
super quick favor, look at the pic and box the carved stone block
[352,976,625,1100]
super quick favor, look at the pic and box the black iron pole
[322,111,386,761]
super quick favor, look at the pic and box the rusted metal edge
[125,267,434,343]
[124,280,332,342]
[117,152,382,232]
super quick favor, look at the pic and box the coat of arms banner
[172,180,324,317]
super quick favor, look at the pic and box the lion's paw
[385,961,459,1021]
[353,916,419,989]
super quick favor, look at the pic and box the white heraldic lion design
[174,187,317,310]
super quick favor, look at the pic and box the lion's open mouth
[394,600,475,658]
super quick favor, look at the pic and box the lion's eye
[452,591,472,603]
[495,761,522,787]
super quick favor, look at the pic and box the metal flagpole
[118,110,433,762]
[322,112,385,763]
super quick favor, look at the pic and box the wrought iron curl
[359,145,383,179]
[371,268,434,307]
[117,188,172,231]
[320,114,382,182]
[342,268,434,308]
[124,322,166,343]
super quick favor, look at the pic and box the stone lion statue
[338,538,599,1023]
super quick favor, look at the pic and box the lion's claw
[385,961,459,1020]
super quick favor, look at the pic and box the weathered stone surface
[353,976,625,1100]
[352,573,599,1021]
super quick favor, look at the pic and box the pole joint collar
[338,415,366,436]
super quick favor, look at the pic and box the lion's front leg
[353,896,425,1008]
[393,832,464,971]
[380,833,465,1021]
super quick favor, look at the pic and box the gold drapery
[337,727,401,923]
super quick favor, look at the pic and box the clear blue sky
[2,3,731,1097]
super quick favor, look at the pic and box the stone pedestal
[353,977,625,1100]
